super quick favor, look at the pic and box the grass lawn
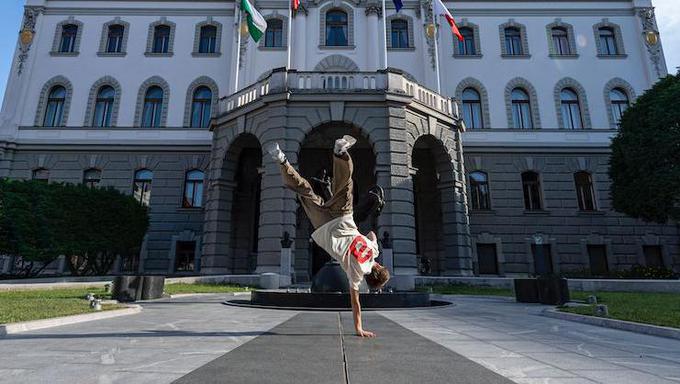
[0,287,121,324]
[560,291,680,329]
[418,284,513,297]
[163,283,251,295]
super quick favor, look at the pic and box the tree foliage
[0,180,149,276]
[609,74,680,224]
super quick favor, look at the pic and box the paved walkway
[1,294,679,384]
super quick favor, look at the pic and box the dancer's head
[365,263,390,290]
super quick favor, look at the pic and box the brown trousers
[280,153,353,229]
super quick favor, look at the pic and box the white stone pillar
[365,5,382,71]
[293,10,307,70]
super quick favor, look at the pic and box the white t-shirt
[311,214,379,291]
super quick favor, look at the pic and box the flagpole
[431,0,441,93]
[287,3,293,70]
[233,3,243,93]
[381,0,388,69]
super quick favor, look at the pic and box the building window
[326,10,348,46]
[560,88,583,129]
[469,171,490,210]
[106,25,124,53]
[391,19,409,48]
[59,24,78,53]
[265,19,283,48]
[133,169,153,206]
[477,244,499,275]
[574,172,596,211]
[43,86,67,127]
[93,86,115,128]
[522,171,542,211]
[551,27,570,55]
[462,88,483,129]
[643,245,664,268]
[190,87,213,128]
[458,27,475,55]
[587,245,608,275]
[83,168,102,188]
[142,86,163,128]
[504,27,523,55]
[32,168,49,183]
[199,25,218,53]
[598,27,618,55]
[532,244,553,275]
[610,88,630,126]
[511,88,533,129]
[175,241,196,272]
[183,170,204,208]
[153,25,171,53]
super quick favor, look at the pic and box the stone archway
[412,135,457,275]
[294,123,377,281]
[226,133,263,273]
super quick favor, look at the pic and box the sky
[0,0,677,106]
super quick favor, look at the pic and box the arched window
[60,24,78,53]
[598,27,618,55]
[32,168,49,183]
[43,86,66,127]
[142,86,163,128]
[560,88,583,129]
[391,19,409,48]
[551,27,570,55]
[326,10,348,46]
[133,169,153,206]
[199,25,218,53]
[610,88,630,126]
[462,88,483,129]
[574,171,596,211]
[469,171,490,210]
[521,171,542,211]
[83,168,102,188]
[511,88,532,129]
[183,170,205,208]
[190,86,213,128]
[93,86,115,127]
[264,19,283,48]
[153,25,171,53]
[458,27,475,55]
[504,27,522,55]
[106,24,124,53]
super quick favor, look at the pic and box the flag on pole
[432,0,463,41]
[241,0,267,42]
[392,0,403,12]
[292,0,299,11]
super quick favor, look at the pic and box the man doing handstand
[267,136,390,338]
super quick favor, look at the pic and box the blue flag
[392,0,403,12]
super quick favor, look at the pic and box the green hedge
[0,179,149,277]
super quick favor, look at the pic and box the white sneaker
[266,142,286,164]
[334,135,357,155]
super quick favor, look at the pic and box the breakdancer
[267,136,390,338]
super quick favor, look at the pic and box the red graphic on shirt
[349,236,373,264]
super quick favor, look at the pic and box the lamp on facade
[644,30,659,46]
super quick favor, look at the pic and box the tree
[609,74,680,224]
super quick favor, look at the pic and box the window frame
[182,169,205,208]
[145,18,176,57]
[32,168,49,183]
[469,171,491,210]
[462,88,484,129]
[593,20,626,58]
[83,168,102,188]
[560,88,584,130]
[43,86,67,127]
[521,171,543,211]
[574,171,597,212]
[133,169,153,207]
[190,86,213,128]
[98,18,130,57]
[511,88,533,129]
[142,86,164,128]
[51,18,83,56]
[193,19,223,56]
[319,4,354,49]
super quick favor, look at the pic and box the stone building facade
[0,0,677,279]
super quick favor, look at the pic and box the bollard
[595,304,609,317]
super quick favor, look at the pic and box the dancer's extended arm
[350,288,376,338]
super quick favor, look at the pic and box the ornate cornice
[365,2,382,17]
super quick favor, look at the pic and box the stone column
[292,8,307,71]
[201,179,236,274]
[365,3,382,71]
[0,145,15,178]
[444,130,473,275]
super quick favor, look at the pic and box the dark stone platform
[225,289,448,310]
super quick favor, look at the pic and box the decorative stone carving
[421,0,436,70]
[18,7,42,75]
[365,2,382,18]
[637,7,666,78]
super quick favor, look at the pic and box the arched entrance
[412,135,456,275]
[295,123,377,281]
[227,134,262,273]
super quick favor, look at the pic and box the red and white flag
[292,0,299,11]
[433,0,463,41]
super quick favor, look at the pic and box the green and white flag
[241,0,267,42]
